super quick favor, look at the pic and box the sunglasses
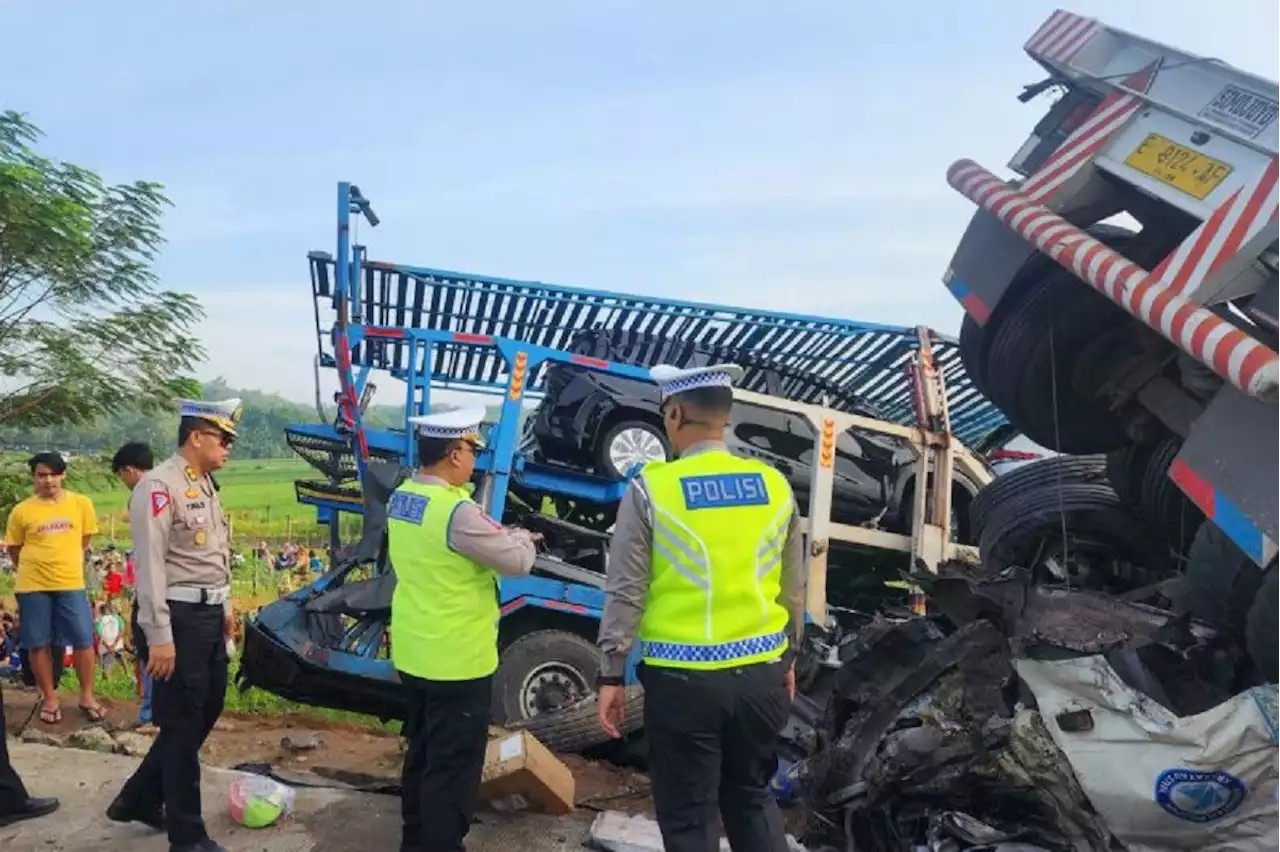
[198,429,235,449]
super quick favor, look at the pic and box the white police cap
[407,407,487,447]
[649,364,745,401]
[176,398,244,436]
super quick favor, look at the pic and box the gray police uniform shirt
[410,473,538,575]
[130,454,233,647]
[597,440,808,680]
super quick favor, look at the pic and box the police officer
[0,651,59,828]
[108,399,242,852]
[388,408,539,852]
[111,441,156,728]
[597,364,807,852]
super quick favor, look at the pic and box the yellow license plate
[1124,133,1233,200]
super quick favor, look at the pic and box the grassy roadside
[80,457,362,547]
[2,567,396,732]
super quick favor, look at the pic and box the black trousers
[641,660,791,852]
[117,600,228,847]
[398,672,492,852]
[0,682,31,814]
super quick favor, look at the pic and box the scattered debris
[111,731,153,757]
[67,726,117,754]
[587,810,810,852]
[481,728,576,815]
[791,563,1278,851]
[281,731,324,752]
[19,727,63,747]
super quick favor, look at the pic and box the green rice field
[80,457,362,547]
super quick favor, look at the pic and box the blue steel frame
[326,182,658,681]
[332,181,673,519]
[304,180,998,686]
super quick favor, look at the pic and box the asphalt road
[2,742,594,852]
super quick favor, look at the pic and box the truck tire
[510,688,646,753]
[970,455,1107,540]
[597,419,669,480]
[494,629,600,724]
[981,225,1137,455]
[958,314,990,398]
[979,482,1172,589]
[983,266,1132,453]
[1138,437,1204,554]
[1184,524,1265,641]
[1105,442,1149,511]
[1245,566,1278,682]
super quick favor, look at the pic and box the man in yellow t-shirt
[3,452,104,725]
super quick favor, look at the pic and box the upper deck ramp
[308,252,1011,447]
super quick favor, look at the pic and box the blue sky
[3,1,1277,404]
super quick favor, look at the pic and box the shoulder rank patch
[388,491,429,525]
[184,465,199,483]
[150,491,171,517]
[679,472,769,510]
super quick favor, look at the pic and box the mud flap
[1172,385,1278,564]
[942,207,1042,325]
[1017,656,1279,851]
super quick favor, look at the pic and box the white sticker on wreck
[1154,768,1247,823]
[1247,685,1278,742]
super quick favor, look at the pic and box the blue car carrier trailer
[239,181,1004,751]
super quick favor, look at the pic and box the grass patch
[77,457,363,546]
[66,654,400,732]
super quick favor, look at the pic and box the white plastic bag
[227,775,296,829]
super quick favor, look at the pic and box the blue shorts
[16,590,94,651]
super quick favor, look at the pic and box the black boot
[0,796,60,827]
[106,794,165,830]
[169,839,228,852]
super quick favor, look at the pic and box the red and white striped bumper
[946,160,1279,402]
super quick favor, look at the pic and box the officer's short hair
[671,386,734,416]
[111,442,154,473]
[27,451,67,475]
[417,436,457,467]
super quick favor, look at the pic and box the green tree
[0,110,202,428]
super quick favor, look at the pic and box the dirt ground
[1,684,654,815]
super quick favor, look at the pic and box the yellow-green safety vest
[638,449,794,670]
[387,479,500,681]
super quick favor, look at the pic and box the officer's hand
[148,643,177,680]
[223,615,234,642]
[784,664,796,703]
[597,685,626,739]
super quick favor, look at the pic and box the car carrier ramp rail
[307,253,1010,447]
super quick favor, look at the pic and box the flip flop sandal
[79,704,107,723]
[39,706,62,725]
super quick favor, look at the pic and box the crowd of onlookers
[1,447,331,730]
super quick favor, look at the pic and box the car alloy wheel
[606,425,666,477]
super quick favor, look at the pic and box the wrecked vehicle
[793,565,1278,851]
[944,7,1277,678]
[241,181,1000,749]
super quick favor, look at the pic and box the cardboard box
[479,728,576,815]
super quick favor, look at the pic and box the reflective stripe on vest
[638,451,793,670]
[387,480,500,681]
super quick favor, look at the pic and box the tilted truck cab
[944,8,1278,678]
